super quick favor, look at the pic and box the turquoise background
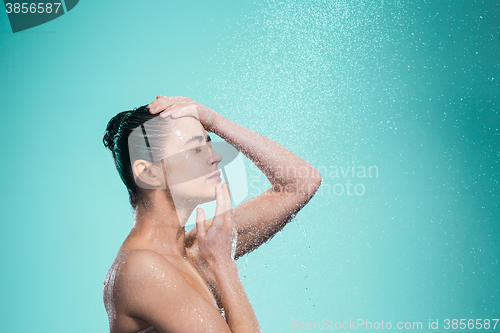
[0,0,498,331]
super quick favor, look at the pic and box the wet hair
[103,105,171,209]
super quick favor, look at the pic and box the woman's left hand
[147,96,217,131]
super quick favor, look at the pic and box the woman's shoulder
[104,249,181,313]
[104,249,213,331]
[119,249,168,267]
[104,248,226,331]
[112,249,176,284]
[105,250,175,296]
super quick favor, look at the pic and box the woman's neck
[128,190,196,258]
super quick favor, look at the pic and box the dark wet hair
[103,105,170,209]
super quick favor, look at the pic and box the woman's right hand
[196,183,237,267]
[147,95,217,132]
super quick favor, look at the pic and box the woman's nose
[209,148,223,168]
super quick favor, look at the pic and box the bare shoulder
[105,249,229,332]
[117,249,172,275]
[104,249,176,315]
[112,249,178,297]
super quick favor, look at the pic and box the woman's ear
[132,159,163,188]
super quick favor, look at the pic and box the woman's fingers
[214,182,231,213]
[222,183,234,227]
[158,102,186,118]
[223,183,232,211]
[213,183,225,221]
[162,102,198,119]
[196,183,236,264]
[195,208,206,239]
[148,96,185,114]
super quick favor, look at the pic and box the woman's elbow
[311,168,323,194]
[301,167,322,198]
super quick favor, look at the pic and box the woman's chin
[196,192,217,205]
[205,193,217,203]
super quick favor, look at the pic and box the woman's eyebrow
[185,135,205,145]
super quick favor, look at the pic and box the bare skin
[103,96,322,333]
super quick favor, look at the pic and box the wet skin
[104,97,322,333]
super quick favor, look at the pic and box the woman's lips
[208,171,221,181]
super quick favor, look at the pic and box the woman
[102,96,322,333]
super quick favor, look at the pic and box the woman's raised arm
[148,96,322,258]
[207,110,322,258]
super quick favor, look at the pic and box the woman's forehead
[170,116,206,145]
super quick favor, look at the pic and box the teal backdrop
[0,0,498,332]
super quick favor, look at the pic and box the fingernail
[172,111,181,117]
[150,107,156,112]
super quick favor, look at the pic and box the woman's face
[161,116,222,205]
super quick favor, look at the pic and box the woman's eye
[193,147,202,153]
